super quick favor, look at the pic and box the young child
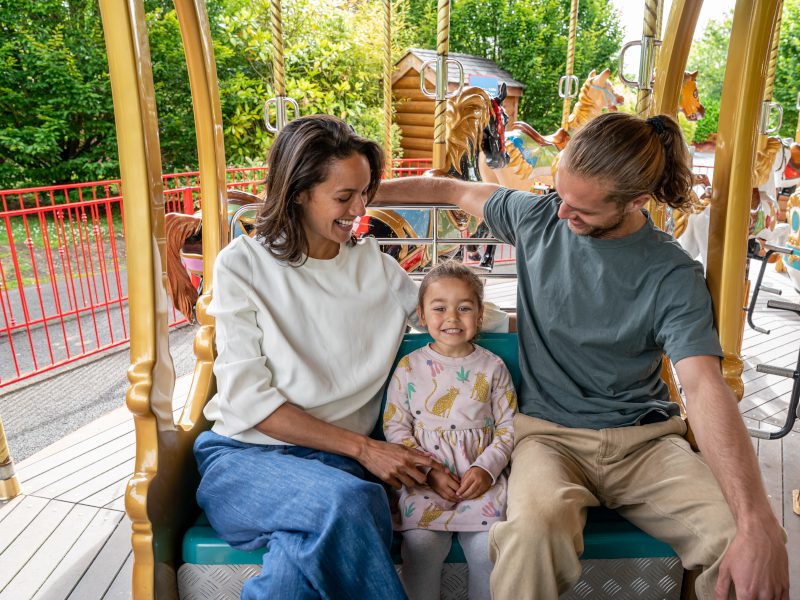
[383,261,516,600]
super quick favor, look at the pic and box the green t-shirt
[484,188,723,429]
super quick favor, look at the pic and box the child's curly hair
[418,260,485,313]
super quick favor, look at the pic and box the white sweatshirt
[204,234,508,445]
[204,235,419,445]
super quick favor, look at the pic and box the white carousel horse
[677,137,800,267]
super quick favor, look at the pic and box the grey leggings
[400,529,492,600]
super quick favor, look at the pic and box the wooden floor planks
[1,271,799,599]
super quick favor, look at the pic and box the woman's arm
[255,403,438,489]
[373,176,500,220]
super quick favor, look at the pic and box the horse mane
[446,87,491,176]
[165,212,202,322]
[753,136,783,187]
[506,143,534,180]
[565,76,597,131]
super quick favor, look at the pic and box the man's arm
[675,355,789,600]
[373,176,500,219]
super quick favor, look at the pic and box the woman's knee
[326,477,392,534]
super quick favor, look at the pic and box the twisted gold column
[635,0,660,118]
[271,0,285,98]
[561,0,579,130]
[706,0,782,399]
[758,1,782,152]
[432,0,451,171]
[383,0,393,178]
[0,416,21,500]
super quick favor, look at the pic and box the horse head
[481,83,510,170]
[679,71,705,121]
[567,68,624,132]
[586,68,624,113]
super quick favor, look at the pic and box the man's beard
[571,208,627,238]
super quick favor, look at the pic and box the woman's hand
[357,438,442,489]
[457,467,492,500]
[427,468,461,502]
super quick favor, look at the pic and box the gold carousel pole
[0,418,21,500]
[383,0,393,178]
[796,92,800,141]
[432,0,452,170]
[560,0,579,130]
[635,0,661,118]
[706,0,782,399]
[653,0,703,117]
[98,0,174,596]
[638,0,665,226]
[758,0,782,154]
[265,0,298,133]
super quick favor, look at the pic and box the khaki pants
[488,414,736,600]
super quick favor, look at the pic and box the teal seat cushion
[183,333,676,565]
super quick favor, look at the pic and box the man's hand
[427,468,461,502]
[457,467,492,500]
[715,524,789,600]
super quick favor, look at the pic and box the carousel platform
[1,269,798,600]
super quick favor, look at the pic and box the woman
[194,115,504,599]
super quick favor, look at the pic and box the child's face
[418,277,482,357]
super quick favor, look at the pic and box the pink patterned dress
[383,344,516,532]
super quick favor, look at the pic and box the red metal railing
[0,161,431,387]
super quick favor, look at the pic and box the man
[374,112,789,599]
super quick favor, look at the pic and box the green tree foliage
[773,0,800,141]
[0,0,620,189]
[688,1,800,143]
[0,0,116,188]
[399,0,623,132]
[686,13,730,143]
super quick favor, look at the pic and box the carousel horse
[677,137,800,267]
[478,68,623,190]
[165,188,262,321]
[481,70,703,192]
[679,70,705,122]
[360,85,509,271]
[783,190,800,291]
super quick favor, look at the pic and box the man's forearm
[373,176,499,219]
[685,374,779,531]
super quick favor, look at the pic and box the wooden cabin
[392,48,525,159]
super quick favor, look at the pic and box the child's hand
[457,467,492,500]
[427,468,461,502]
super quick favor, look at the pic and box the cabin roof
[394,49,525,90]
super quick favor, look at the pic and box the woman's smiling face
[300,153,371,259]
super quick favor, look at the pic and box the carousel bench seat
[178,333,683,598]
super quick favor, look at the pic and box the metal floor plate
[178,557,683,599]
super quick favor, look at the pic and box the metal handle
[764,244,791,254]
[746,426,775,439]
[767,299,800,313]
[558,74,579,99]
[420,59,437,98]
[756,364,796,378]
[419,58,464,100]
[618,40,641,88]
[618,36,662,91]
[760,101,784,134]
[264,96,300,133]
[445,59,465,98]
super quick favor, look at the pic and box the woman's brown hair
[255,114,384,265]
[559,112,694,211]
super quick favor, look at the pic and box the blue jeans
[194,430,407,600]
